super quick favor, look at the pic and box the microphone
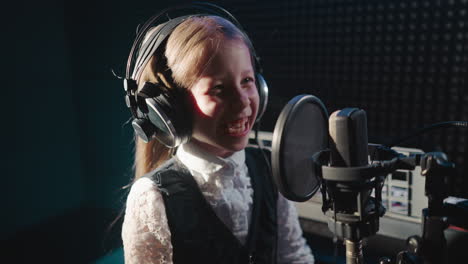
[326,108,382,264]
[271,97,387,243]
[328,108,372,216]
[329,108,369,167]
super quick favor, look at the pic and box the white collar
[176,141,245,182]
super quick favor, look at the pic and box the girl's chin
[211,138,250,158]
[222,136,250,151]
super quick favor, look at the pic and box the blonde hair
[133,15,255,180]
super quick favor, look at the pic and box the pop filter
[271,94,329,202]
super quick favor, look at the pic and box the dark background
[4,0,467,263]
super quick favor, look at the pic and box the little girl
[121,4,314,264]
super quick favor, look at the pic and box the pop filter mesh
[273,95,328,201]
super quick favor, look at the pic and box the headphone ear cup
[255,73,269,123]
[132,118,156,143]
[144,87,192,147]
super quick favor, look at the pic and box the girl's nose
[239,92,250,108]
[231,86,250,110]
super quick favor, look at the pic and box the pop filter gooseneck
[271,94,329,202]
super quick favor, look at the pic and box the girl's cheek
[195,98,221,118]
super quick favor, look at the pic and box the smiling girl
[121,6,314,264]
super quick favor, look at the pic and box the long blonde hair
[133,15,255,180]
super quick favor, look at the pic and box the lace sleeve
[277,193,315,264]
[122,177,173,264]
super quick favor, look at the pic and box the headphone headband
[126,2,246,80]
[131,15,192,81]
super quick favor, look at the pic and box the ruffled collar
[175,141,245,183]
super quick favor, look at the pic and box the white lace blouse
[122,143,315,264]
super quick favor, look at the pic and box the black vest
[145,147,278,264]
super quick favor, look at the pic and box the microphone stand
[312,146,442,264]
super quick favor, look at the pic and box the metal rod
[345,239,364,264]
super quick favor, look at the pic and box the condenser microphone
[329,108,369,167]
[326,108,372,217]
[327,108,373,264]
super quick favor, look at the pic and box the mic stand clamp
[317,148,390,264]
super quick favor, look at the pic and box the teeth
[226,118,248,134]
[228,122,243,129]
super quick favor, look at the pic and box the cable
[384,121,468,148]
[253,121,273,176]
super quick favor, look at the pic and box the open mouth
[224,117,250,136]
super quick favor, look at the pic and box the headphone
[123,2,269,148]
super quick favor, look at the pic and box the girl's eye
[209,85,223,95]
[242,77,255,84]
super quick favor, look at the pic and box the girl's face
[189,39,259,158]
